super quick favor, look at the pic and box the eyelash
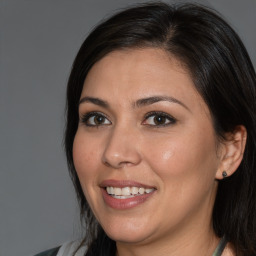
[143,111,177,127]
[80,111,177,127]
[80,112,111,127]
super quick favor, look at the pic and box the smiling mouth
[105,186,155,199]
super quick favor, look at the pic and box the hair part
[65,2,256,255]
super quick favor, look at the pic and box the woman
[36,2,256,256]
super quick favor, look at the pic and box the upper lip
[100,179,156,189]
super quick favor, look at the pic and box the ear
[215,125,247,180]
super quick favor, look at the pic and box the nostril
[102,159,112,168]
[102,159,138,169]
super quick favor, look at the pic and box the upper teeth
[106,186,154,197]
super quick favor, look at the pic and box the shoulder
[34,241,87,256]
[34,246,60,256]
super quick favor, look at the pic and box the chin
[100,217,155,244]
[106,230,153,244]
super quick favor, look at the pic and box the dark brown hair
[65,2,256,255]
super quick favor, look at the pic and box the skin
[73,48,246,256]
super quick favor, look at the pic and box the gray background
[1,0,255,255]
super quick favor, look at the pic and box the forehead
[81,48,206,112]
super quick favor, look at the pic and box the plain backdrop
[1,0,255,255]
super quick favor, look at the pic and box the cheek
[143,132,219,222]
[72,132,101,186]
[72,132,104,213]
[143,129,219,183]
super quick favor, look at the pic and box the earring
[222,171,228,178]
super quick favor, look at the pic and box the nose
[102,125,142,169]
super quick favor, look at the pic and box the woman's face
[73,48,223,245]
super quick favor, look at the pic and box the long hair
[65,2,256,255]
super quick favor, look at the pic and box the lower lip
[101,188,155,210]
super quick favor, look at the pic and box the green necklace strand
[212,236,227,256]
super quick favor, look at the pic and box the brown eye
[94,115,105,125]
[81,112,111,126]
[153,115,167,125]
[143,112,176,127]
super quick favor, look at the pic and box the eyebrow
[79,95,190,111]
[79,97,109,108]
[134,96,190,111]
